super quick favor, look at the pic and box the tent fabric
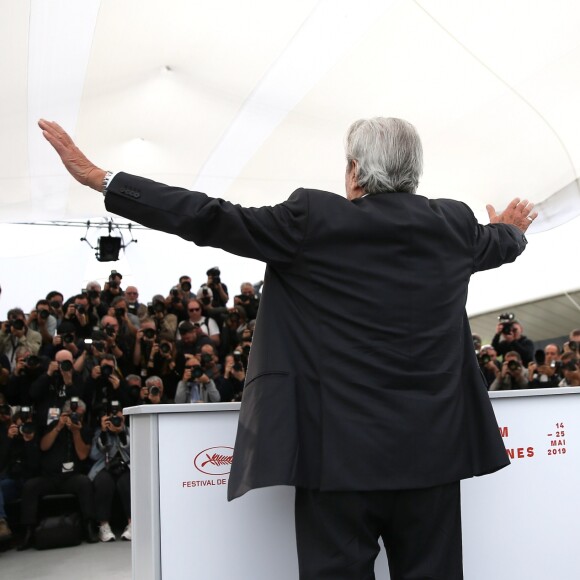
[1,0,579,317]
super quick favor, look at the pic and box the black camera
[10,319,25,331]
[88,289,99,300]
[478,353,491,366]
[143,328,156,340]
[101,365,113,378]
[59,360,73,372]
[39,309,50,320]
[507,360,521,372]
[70,397,80,424]
[62,333,75,344]
[24,355,40,368]
[191,367,204,380]
[562,360,579,372]
[93,341,105,352]
[159,342,171,355]
[109,415,122,428]
[498,312,515,335]
[535,349,546,366]
[20,406,32,421]
[200,353,213,367]
[49,300,62,310]
[75,304,86,315]
[104,324,116,337]
[569,341,579,352]
[0,404,11,416]
[19,422,36,436]
[115,307,126,318]
[149,386,161,397]
[181,281,192,292]
[233,351,244,371]
[171,289,180,300]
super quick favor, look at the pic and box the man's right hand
[38,119,105,191]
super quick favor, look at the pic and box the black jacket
[105,173,527,500]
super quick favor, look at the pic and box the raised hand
[38,119,105,191]
[486,198,538,233]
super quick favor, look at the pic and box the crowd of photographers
[0,267,261,550]
[475,312,580,392]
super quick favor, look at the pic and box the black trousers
[93,469,131,522]
[295,482,463,580]
[20,474,95,525]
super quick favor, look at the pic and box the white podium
[125,387,580,580]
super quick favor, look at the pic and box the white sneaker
[99,522,116,542]
[121,523,132,541]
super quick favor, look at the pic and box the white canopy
[1,0,579,323]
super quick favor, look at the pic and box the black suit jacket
[105,173,527,500]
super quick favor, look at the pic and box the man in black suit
[40,117,536,579]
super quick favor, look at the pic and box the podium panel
[127,388,580,580]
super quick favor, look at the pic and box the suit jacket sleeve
[105,172,309,265]
[472,219,528,273]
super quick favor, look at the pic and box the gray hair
[345,117,423,194]
[146,376,163,390]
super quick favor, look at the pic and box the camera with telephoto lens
[59,359,73,372]
[109,400,122,427]
[88,289,99,300]
[233,351,244,371]
[200,353,213,367]
[143,328,156,340]
[24,355,40,368]
[181,281,192,292]
[39,309,50,320]
[159,342,171,355]
[507,360,521,372]
[8,319,25,332]
[104,324,116,337]
[20,422,36,436]
[478,353,491,366]
[498,312,515,335]
[207,267,221,283]
[62,333,75,344]
[535,349,546,366]
[101,364,113,379]
[74,304,86,315]
[149,386,161,397]
[114,307,125,318]
[70,397,80,424]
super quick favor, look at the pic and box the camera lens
[159,342,171,354]
[39,310,49,320]
[59,360,73,372]
[143,328,156,339]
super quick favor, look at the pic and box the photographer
[205,267,229,308]
[100,270,124,308]
[124,285,144,319]
[3,346,45,407]
[109,295,140,339]
[219,308,246,360]
[142,334,180,401]
[489,351,529,391]
[527,344,561,389]
[100,314,131,375]
[477,345,501,389]
[560,357,580,387]
[491,314,534,365]
[219,351,247,402]
[46,320,83,364]
[27,299,57,348]
[29,349,85,430]
[148,294,178,338]
[17,398,98,550]
[61,293,92,339]
[138,376,166,405]
[85,355,131,426]
[234,282,260,321]
[85,281,109,321]
[0,308,42,371]
[0,407,42,542]
[175,355,220,403]
[166,275,194,321]
[187,298,221,347]
[89,401,131,542]
[176,321,213,358]
[46,291,65,324]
